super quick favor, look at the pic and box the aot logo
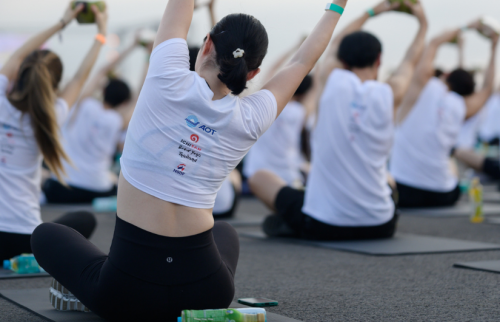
[184,115,217,136]
[190,134,199,143]
[173,164,186,176]
[185,115,200,128]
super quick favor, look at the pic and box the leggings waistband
[109,216,222,286]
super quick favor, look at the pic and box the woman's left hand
[61,2,85,25]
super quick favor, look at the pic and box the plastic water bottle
[92,196,117,213]
[469,178,484,224]
[178,308,266,322]
[459,169,475,195]
[3,254,44,274]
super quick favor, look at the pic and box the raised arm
[60,5,108,108]
[395,28,461,124]
[80,38,139,100]
[386,0,428,110]
[317,0,400,86]
[464,33,498,119]
[207,0,217,28]
[261,37,306,85]
[154,0,194,48]
[0,4,84,81]
[263,0,347,116]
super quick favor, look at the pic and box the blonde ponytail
[8,50,70,182]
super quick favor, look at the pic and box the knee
[248,170,273,193]
[31,223,61,259]
[57,211,97,239]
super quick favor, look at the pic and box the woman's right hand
[92,4,109,36]
[372,0,400,16]
[61,2,84,25]
[405,0,427,25]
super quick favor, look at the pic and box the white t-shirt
[243,100,305,185]
[60,98,123,191]
[479,94,500,142]
[0,74,69,234]
[121,39,277,209]
[213,177,235,215]
[390,78,466,192]
[302,69,395,227]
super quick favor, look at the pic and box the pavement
[2,197,500,322]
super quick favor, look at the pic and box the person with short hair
[30,0,348,319]
[42,38,150,204]
[0,3,107,260]
[391,21,498,208]
[249,0,429,240]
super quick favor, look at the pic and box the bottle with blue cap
[3,254,44,274]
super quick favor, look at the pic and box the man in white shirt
[249,0,428,240]
[391,23,498,208]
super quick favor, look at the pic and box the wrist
[332,0,347,8]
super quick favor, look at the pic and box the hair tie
[233,49,245,59]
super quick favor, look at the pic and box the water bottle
[469,178,484,223]
[3,254,44,274]
[92,196,117,213]
[178,308,266,322]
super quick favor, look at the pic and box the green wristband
[367,8,376,17]
[325,3,345,15]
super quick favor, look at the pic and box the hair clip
[233,49,245,59]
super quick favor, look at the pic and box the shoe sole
[50,279,90,313]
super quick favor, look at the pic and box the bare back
[117,173,214,237]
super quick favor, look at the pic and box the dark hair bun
[210,14,269,95]
[337,31,382,69]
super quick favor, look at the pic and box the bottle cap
[3,260,10,270]
[177,318,182,322]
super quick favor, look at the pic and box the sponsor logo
[181,139,201,151]
[173,164,187,176]
[179,151,198,163]
[166,257,173,263]
[184,115,217,136]
[185,115,200,128]
[190,134,199,143]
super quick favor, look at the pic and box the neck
[198,66,231,101]
[103,103,113,110]
[351,67,377,83]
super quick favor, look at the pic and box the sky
[1,0,500,90]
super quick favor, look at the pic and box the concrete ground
[2,198,500,322]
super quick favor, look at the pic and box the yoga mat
[0,268,49,280]
[454,260,500,274]
[240,231,500,256]
[483,191,500,203]
[486,217,500,225]
[400,202,500,217]
[215,217,263,227]
[0,288,302,322]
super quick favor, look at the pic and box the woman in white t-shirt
[0,3,108,261]
[31,0,348,319]
[391,24,498,208]
[249,0,428,240]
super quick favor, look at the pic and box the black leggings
[396,182,461,208]
[31,216,239,322]
[0,212,96,261]
[43,179,117,204]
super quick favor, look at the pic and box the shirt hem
[121,163,215,209]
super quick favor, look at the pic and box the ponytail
[8,50,69,182]
[210,14,269,96]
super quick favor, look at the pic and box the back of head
[446,68,475,97]
[188,47,200,72]
[209,13,269,95]
[337,31,382,69]
[294,75,313,97]
[7,50,69,182]
[104,79,131,108]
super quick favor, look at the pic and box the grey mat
[454,260,500,274]
[240,231,500,256]
[400,202,500,217]
[484,191,500,203]
[215,217,262,227]
[487,217,500,225]
[0,268,49,280]
[0,288,301,322]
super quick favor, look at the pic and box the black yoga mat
[400,202,500,217]
[0,268,49,280]
[240,231,500,256]
[454,260,500,274]
[0,288,302,322]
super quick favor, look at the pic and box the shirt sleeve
[0,74,10,97]
[148,38,190,78]
[240,89,278,140]
[55,98,69,126]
